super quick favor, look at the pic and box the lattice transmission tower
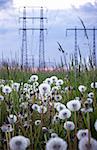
[19,6,47,69]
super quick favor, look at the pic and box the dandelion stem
[67,130,72,150]
[5,132,9,150]
[44,133,47,143]
[74,111,77,150]
[87,112,91,146]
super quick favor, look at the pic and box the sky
[0,0,97,67]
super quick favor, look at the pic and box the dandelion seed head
[64,121,75,131]
[11,82,20,92]
[59,108,71,120]
[30,75,38,82]
[32,104,39,111]
[39,83,51,96]
[91,82,97,88]
[1,124,13,133]
[88,92,94,98]
[51,133,58,138]
[9,135,30,150]
[0,95,4,101]
[86,98,93,104]
[54,94,62,102]
[35,120,41,126]
[52,114,60,124]
[50,76,58,84]
[46,137,67,150]
[78,85,87,93]
[2,85,12,94]
[56,103,66,112]
[94,120,97,131]
[67,100,81,112]
[56,79,64,86]
[8,114,17,124]
[77,129,88,140]
[78,137,97,150]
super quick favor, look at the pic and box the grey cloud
[72,2,97,14]
[0,0,12,9]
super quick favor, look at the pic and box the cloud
[0,1,97,66]
[0,0,13,9]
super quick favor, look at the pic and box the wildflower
[39,83,51,96]
[11,82,20,92]
[64,86,73,92]
[59,108,71,120]
[81,107,93,113]
[67,100,81,112]
[1,124,13,132]
[64,121,75,131]
[94,120,97,131]
[35,120,41,126]
[32,104,39,111]
[44,78,52,85]
[77,129,88,140]
[88,92,94,98]
[78,85,87,93]
[54,94,62,102]
[38,105,47,114]
[42,127,48,133]
[0,95,4,101]
[51,133,58,138]
[78,137,97,150]
[2,85,12,94]
[46,137,67,150]
[30,75,38,82]
[50,76,58,84]
[20,102,28,109]
[56,79,64,86]
[9,135,30,150]
[33,81,39,88]
[91,82,97,88]
[51,86,59,94]
[86,98,93,104]
[52,114,60,124]
[8,114,17,124]
[56,103,66,112]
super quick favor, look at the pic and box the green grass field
[0,66,97,150]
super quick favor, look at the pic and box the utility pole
[39,7,46,69]
[66,27,97,68]
[19,6,47,70]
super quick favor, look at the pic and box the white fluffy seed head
[39,83,51,96]
[94,120,97,131]
[8,114,17,124]
[78,137,97,150]
[55,103,66,112]
[2,85,12,94]
[54,94,62,102]
[91,82,97,88]
[58,108,71,120]
[77,129,89,140]
[67,100,81,112]
[30,75,38,82]
[9,135,30,150]
[56,79,64,86]
[11,83,20,92]
[78,85,87,93]
[64,121,75,131]
[88,92,94,98]
[50,76,58,84]
[46,137,67,150]
[51,133,58,138]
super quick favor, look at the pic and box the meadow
[0,66,97,150]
